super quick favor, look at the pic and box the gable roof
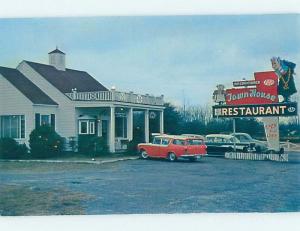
[0,66,58,105]
[24,61,109,93]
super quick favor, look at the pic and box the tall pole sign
[212,57,298,153]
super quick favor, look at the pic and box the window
[0,115,25,139]
[161,138,170,145]
[153,137,161,144]
[79,120,95,135]
[187,139,203,145]
[115,115,127,138]
[173,139,185,145]
[35,113,55,129]
[229,137,240,143]
[41,115,50,125]
[89,121,95,134]
[79,121,88,134]
[236,135,248,142]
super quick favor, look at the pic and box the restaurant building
[0,48,165,152]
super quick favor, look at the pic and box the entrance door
[102,120,108,144]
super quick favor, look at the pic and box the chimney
[48,47,66,71]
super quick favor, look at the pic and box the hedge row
[0,125,139,159]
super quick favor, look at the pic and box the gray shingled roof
[25,61,109,93]
[0,66,58,105]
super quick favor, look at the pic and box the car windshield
[152,137,161,144]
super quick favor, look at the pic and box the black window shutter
[51,114,56,130]
[35,113,40,129]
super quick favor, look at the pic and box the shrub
[0,138,28,159]
[29,125,64,158]
[78,135,109,156]
[126,139,140,155]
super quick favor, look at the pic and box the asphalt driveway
[0,153,299,215]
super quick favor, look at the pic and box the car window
[173,139,185,145]
[153,137,161,144]
[239,136,248,142]
[187,139,203,145]
[215,137,224,143]
[161,138,170,145]
[206,137,214,142]
[229,137,240,143]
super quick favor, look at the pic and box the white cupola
[48,47,66,71]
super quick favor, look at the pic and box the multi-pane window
[79,120,95,135]
[35,113,55,130]
[41,115,50,125]
[0,115,25,139]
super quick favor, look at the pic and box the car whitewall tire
[140,150,148,159]
[168,152,177,162]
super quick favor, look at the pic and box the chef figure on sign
[213,84,226,105]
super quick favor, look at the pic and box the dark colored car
[205,134,254,156]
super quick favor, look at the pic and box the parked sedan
[138,135,207,162]
[205,134,254,155]
[230,133,268,153]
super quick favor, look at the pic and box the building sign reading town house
[226,71,279,105]
[213,102,298,118]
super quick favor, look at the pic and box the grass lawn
[0,184,92,216]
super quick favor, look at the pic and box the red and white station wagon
[138,135,207,162]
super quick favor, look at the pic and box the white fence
[225,152,289,162]
[280,141,300,152]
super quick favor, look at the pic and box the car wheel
[140,150,149,159]
[255,146,262,153]
[168,152,177,162]
[228,147,234,152]
[189,157,197,162]
[279,147,284,154]
[242,147,249,153]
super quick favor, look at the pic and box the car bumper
[180,154,207,159]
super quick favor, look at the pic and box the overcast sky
[0,14,299,105]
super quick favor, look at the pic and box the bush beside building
[0,138,28,159]
[29,125,64,159]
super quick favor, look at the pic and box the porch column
[109,106,115,153]
[127,108,133,141]
[144,109,150,143]
[159,110,164,134]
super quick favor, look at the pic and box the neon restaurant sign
[212,68,298,118]
[213,102,298,118]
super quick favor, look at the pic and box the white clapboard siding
[0,74,34,144]
[17,61,76,139]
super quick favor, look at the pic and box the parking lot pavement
[0,152,299,215]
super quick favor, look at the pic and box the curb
[0,157,139,165]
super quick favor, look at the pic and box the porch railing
[65,90,164,106]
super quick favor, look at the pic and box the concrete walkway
[0,156,139,165]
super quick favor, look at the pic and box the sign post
[233,118,236,152]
